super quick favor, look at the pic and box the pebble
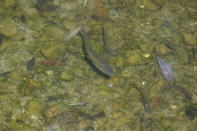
[45,70,54,76]
[93,0,109,18]
[170,105,178,110]
[108,83,113,87]
[142,53,151,58]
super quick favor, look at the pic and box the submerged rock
[44,25,65,40]
[60,70,75,81]
[183,33,196,45]
[41,43,64,59]
[4,0,17,8]
[25,99,45,120]
[35,0,57,12]
[127,50,142,65]
[93,0,109,18]
[0,18,18,37]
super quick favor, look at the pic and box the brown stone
[44,107,58,118]
[93,0,109,18]
[151,96,164,111]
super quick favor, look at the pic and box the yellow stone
[142,53,150,58]
[170,105,178,110]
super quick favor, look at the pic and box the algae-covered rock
[183,33,196,45]
[17,79,40,96]
[24,8,41,22]
[0,41,11,52]
[24,99,45,119]
[151,96,164,111]
[44,107,58,118]
[0,18,18,37]
[80,120,94,130]
[93,0,109,18]
[35,0,57,12]
[139,43,153,53]
[115,56,123,67]
[126,50,142,65]
[121,69,132,78]
[44,25,65,40]
[144,0,162,10]
[73,68,83,77]
[155,44,170,55]
[60,2,78,11]
[0,1,4,7]
[4,0,16,8]
[41,43,64,59]
[102,24,125,53]
[60,70,75,81]
[188,121,197,131]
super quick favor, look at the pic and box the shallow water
[0,0,197,130]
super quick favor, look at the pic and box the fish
[157,56,192,99]
[156,56,174,81]
[80,27,114,76]
[0,72,10,77]
[135,86,151,114]
[27,57,35,71]
[140,93,151,114]
[140,117,153,131]
[175,85,192,100]
[102,27,113,54]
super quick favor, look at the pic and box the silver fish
[156,56,174,81]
